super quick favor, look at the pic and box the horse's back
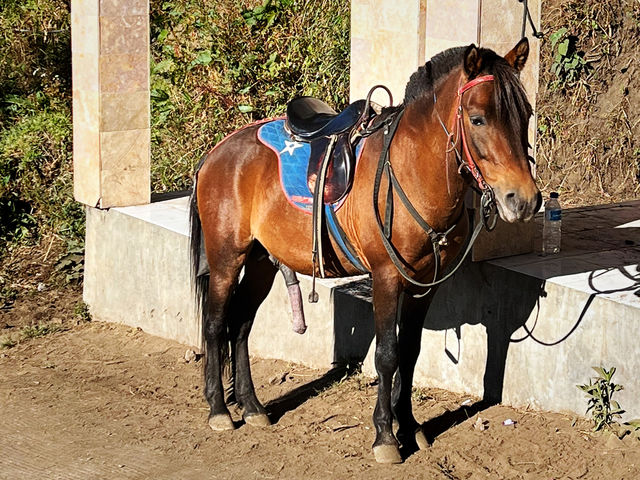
[196,123,315,272]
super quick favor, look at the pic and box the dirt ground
[2,243,640,479]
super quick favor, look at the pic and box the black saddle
[286,97,368,141]
[285,97,373,204]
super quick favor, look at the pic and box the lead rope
[518,0,543,39]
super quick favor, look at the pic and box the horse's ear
[463,44,483,79]
[505,37,529,72]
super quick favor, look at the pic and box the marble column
[72,0,150,208]
[350,0,428,104]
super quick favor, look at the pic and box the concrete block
[251,276,373,369]
[84,196,640,422]
[84,205,200,347]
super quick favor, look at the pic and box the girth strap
[325,206,368,274]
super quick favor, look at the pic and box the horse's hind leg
[227,243,278,426]
[202,247,248,431]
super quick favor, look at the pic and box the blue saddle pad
[257,119,362,214]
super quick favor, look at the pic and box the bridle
[371,73,501,293]
[437,74,498,231]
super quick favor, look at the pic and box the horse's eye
[470,116,486,126]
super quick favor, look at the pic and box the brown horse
[190,39,541,464]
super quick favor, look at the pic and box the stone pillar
[71,0,150,208]
[350,0,427,104]
[425,0,481,59]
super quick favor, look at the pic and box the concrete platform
[84,195,640,420]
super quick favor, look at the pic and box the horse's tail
[189,154,209,323]
[190,154,230,374]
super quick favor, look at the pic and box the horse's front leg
[371,269,403,463]
[391,289,437,451]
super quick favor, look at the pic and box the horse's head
[459,38,541,223]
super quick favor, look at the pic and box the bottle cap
[550,192,559,198]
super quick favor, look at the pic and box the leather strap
[310,134,338,302]
[372,104,486,293]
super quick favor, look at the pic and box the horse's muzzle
[496,189,541,223]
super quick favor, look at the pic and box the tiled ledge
[116,194,640,311]
[490,201,640,309]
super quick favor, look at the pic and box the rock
[184,349,197,363]
[473,416,488,431]
[269,371,289,385]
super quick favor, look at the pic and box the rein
[373,74,498,294]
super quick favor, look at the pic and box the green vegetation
[0,321,66,349]
[0,0,350,255]
[549,27,587,89]
[149,0,350,192]
[0,0,78,251]
[577,366,624,432]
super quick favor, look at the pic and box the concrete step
[84,195,640,420]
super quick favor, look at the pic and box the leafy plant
[577,366,625,431]
[74,300,91,323]
[241,0,293,30]
[0,322,66,349]
[54,241,84,284]
[549,27,587,87]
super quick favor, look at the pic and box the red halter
[455,74,495,192]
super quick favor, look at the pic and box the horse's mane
[404,45,532,142]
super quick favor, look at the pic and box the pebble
[184,349,197,363]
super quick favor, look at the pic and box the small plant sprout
[577,366,625,432]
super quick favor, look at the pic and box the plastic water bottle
[542,192,561,255]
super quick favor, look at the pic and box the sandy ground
[1,318,640,480]
[1,241,639,479]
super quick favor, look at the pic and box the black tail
[189,155,210,328]
[190,155,230,370]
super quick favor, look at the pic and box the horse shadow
[259,204,640,456]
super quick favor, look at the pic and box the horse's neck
[394,79,468,227]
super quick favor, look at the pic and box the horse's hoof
[373,444,403,464]
[244,413,271,427]
[208,414,234,431]
[415,429,429,450]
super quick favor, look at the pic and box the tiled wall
[351,0,540,109]
[72,0,150,208]
[350,0,427,105]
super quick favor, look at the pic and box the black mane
[403,45,532,142]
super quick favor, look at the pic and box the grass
[0,0,350,258]
[148,0,350,193]
[0,322,66,350]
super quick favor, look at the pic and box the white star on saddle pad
[280,140,303,156]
